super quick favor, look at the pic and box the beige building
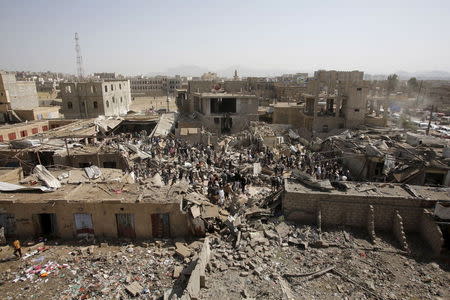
[0,71,39,112]
[130,76,182,96]
[60,80,131,118]
[190,92,258,135]
[0,177,189,239]
[272,82,369,134]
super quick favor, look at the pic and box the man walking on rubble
[13,239,22,258]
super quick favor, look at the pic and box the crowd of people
[113,131,352,208]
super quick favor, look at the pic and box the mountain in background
[394,70,450,80]
[152,65,309,78]
[150,65,450,80]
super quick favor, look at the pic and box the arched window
[106,100,110,108]
[67,101,73,109]
[105,85,108,92]
[112,96,115,103]
[111,84,113,91]
[120,97,123,103]
[93,101,98,109]
[119,83,122,90]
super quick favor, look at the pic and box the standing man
[13,239,22,258]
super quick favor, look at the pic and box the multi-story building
[190,92,258,134]
[60,80,131,118]
[0,71,39,112]
[314,70,364,92]
[130,76,182,96]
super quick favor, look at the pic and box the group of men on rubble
[121,133,351,204]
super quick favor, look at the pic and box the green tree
[407,77,419,91]
[387,74,399,93]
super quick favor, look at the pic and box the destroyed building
[321,129,450,186]
[60,80,131,118]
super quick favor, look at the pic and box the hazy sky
[1,0,450,76]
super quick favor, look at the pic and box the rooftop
[285,179,450,201]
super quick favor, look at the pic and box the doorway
[33,213,57,236]
[151,213,171,238]
[116,213,136,238]
[0,213,16,237]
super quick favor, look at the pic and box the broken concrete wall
[282,191,432,232]
[392,210,410,251]
[419,209,444,256]
[183,237,211,300]
[0,201,189,239]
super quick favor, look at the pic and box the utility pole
[415,80,423,106]
[166,80,170,112]
[75,33,84,80]
[426,105,434,136]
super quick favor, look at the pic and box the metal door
[116,214,136,238]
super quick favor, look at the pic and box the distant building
[60,80,131,118]
[201,72,219,81]
[93,72,118,80]
[314,70,364,92]
[426,84,450,108]
[0,71,39,112]
[130,76,182,96]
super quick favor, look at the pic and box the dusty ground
[0,240,190,300]
[0,225,448,300]
[130,96,177,113]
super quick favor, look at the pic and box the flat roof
[0,181,186,204]
[285,179,450,201]
[0,120,50,130]
[193,92,257,98]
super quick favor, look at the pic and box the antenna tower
[75,32,84,79]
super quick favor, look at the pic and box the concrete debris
[125,281,143,297]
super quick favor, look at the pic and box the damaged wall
[0,201,189,239]
[419,209,444,256]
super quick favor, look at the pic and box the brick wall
[283,191,434,232]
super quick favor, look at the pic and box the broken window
[103,161,117,168]
[424,172,445,185]
[210,98,236,114]
[74,213,94,237]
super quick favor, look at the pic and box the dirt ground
[129,96,177,113]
